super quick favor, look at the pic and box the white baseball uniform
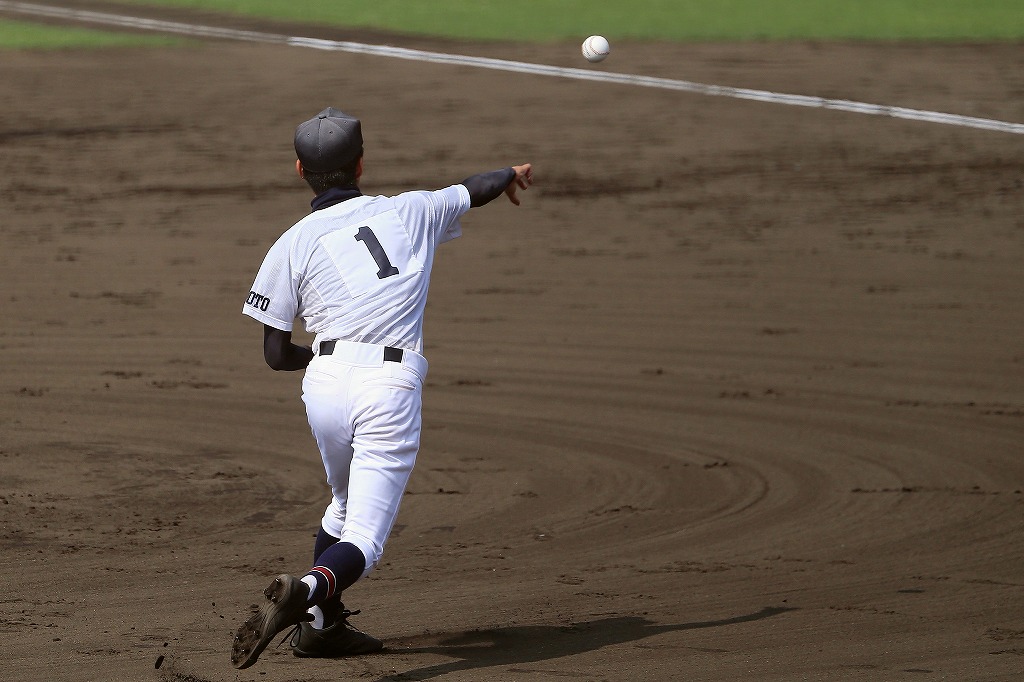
[243,184,470,572]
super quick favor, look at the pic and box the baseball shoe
[289,609,383,658]
[231,574,311,669]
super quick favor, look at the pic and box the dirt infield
[2,8,1023,681]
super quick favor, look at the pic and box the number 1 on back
[354,225,399,279]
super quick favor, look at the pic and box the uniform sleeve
[397,184,471,245]
[437,184,471,243]
[241,234,299,331]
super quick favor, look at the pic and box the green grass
[2,0,1021,48]
[111,0,1024,41]
[0,19,180,49]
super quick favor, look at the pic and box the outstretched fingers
[514,163,533,188]
[506,163,533,205]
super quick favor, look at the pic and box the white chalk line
[2,0,1022,135]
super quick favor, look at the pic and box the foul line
[3,1,1023,135]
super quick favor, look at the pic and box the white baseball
[582,35,610,63]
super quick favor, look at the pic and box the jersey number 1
[354,226,399,279]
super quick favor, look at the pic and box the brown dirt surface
[2,4,1023,681]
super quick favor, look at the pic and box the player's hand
[505,163,533,206]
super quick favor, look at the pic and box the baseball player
[231,106,533,669]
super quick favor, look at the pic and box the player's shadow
[377,605,794,681]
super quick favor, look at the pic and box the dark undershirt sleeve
[461,167,516,208]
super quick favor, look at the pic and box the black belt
[319,340,404,363]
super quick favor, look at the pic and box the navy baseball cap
[294,107,363,172]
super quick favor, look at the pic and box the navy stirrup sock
[304,540,367,605]
[303,528,367,627]
[313,527,340,563]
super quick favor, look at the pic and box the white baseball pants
[301,339,427,576]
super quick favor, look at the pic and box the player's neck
[311,185,362,212]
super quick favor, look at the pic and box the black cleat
[231,575,311,669]
[290,609,383,658]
